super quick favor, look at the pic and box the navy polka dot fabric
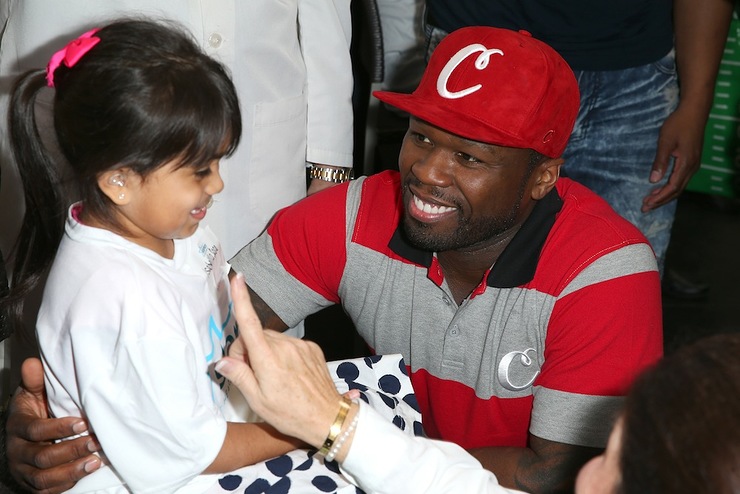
[205,354,423,493]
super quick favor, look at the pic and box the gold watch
[308,165,354,184]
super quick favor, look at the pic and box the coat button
[208,33,223,48]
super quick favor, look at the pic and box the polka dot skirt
[205,354,423,493]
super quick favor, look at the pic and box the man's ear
[97,168,132,205]
[530,158,563,200]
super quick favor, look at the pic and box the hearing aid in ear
[109,174,125,187]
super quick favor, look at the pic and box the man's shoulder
[351,171,404,246]
[358,170,402,201]
[554,178,649,244]
[267,170,401,235]
[539,179,658,284]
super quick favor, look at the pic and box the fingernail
[215,359,229,374]
[83,457,101,473]
[72,421,87,434]
[236,272,245,282]
[650,170,662,183]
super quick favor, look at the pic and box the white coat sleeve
[341,404,528,494]
[298,0,355,167]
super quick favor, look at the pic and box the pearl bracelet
[325,402,359,462]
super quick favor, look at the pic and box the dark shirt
[426,0,674,71]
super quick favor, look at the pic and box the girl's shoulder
[48,230,177,305]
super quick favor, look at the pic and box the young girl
[4,19,302,493]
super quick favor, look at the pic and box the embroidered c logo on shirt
[437,44,504,99]
[497,347,540,391]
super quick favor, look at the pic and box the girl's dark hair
[619,333,740,493]
[2,18,241,335]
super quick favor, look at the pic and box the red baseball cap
[374,27,579,158]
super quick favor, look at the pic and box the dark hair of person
[2,18,242,336]
[619,333,740,494]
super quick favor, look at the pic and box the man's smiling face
[398,117,541,253]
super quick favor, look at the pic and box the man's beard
[402,201,521,252]
[399,156,536,252]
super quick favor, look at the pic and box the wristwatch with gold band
[308,164,354,183]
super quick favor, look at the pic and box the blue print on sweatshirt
[206,300,236,403]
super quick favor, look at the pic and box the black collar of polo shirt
[388,187,563,288]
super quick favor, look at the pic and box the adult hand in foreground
[216,273,353,451]
[4,358,101,494]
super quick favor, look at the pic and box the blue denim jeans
[424,25,679,273]
[564,52,679,274]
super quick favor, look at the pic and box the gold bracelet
[318,397,352,457]
[325,402,359,462]
[308,164,354,183]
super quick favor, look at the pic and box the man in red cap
[6,27,662,493]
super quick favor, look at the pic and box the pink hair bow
[46,28,101,87]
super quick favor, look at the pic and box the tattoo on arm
[515,436,601,494]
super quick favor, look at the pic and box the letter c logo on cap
[437,44,504,100]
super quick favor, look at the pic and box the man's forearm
[673,0,734,117]
[469,438,601,494]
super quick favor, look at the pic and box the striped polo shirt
[232,170,663,449]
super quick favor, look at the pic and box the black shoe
[662,269,710,300]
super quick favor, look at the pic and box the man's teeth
[191,206,205,214]
[413,195,455,214]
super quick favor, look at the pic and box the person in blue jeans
[424,0,734,279]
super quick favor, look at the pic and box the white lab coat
[0,0,354,259]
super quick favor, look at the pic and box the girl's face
[114,157,224,257]
[575,418,623,494]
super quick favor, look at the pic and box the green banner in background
[687,16,740,198]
